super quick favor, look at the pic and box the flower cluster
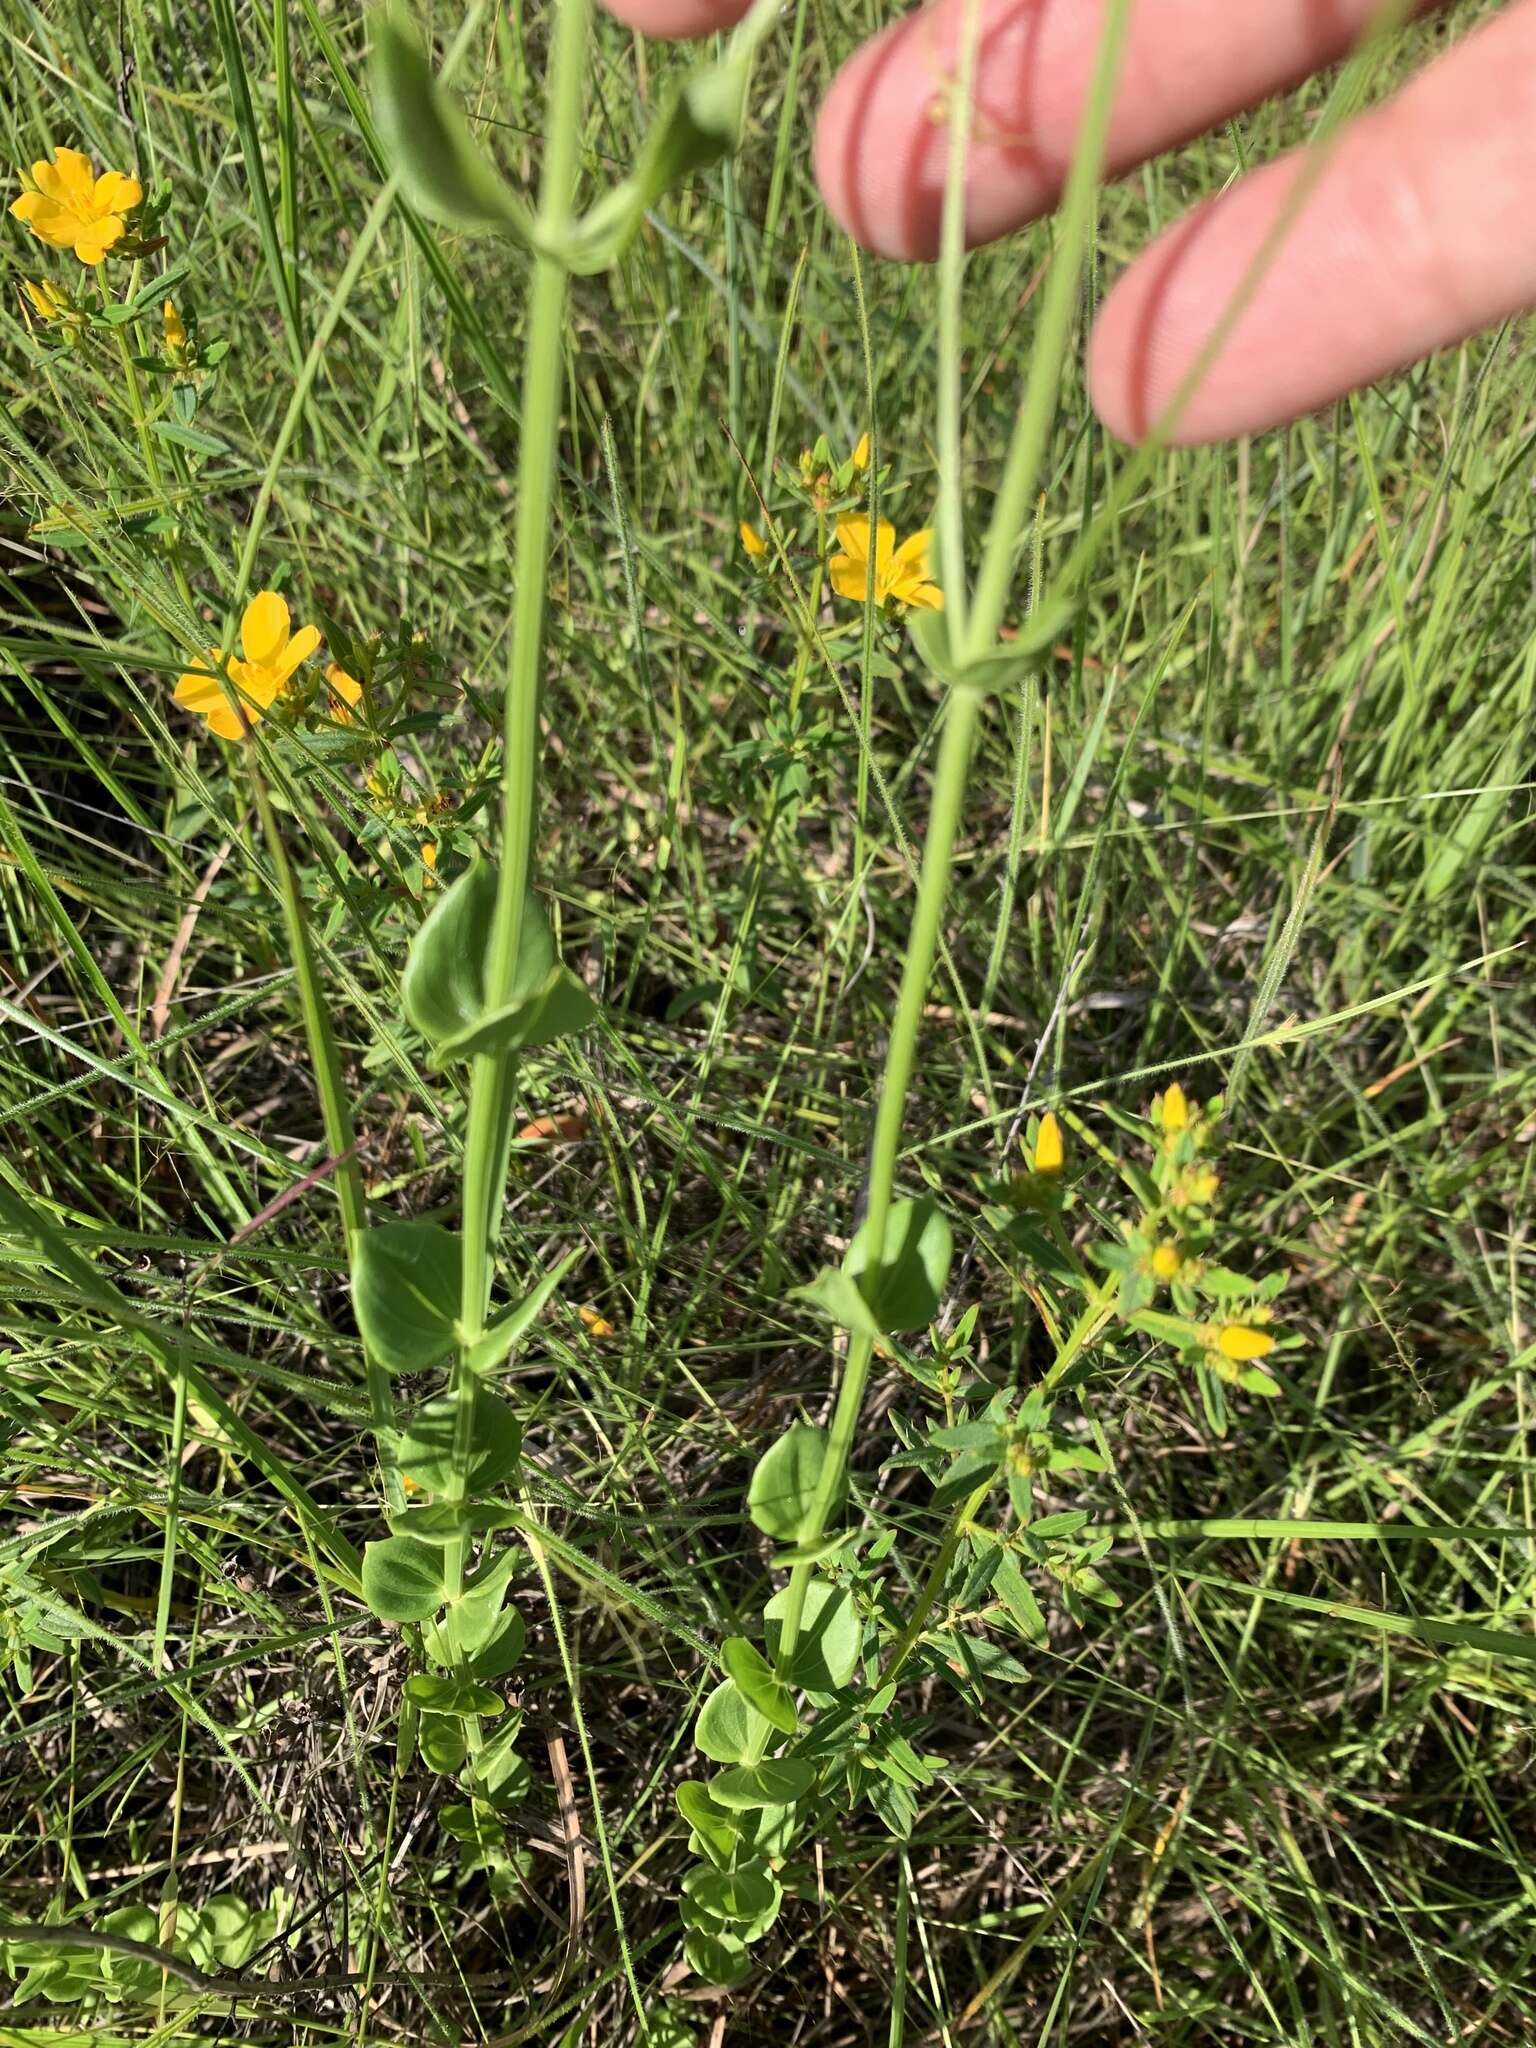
[1103,1083,1290,1399]
[739,430,942,615]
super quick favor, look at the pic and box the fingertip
[598,0,754,38]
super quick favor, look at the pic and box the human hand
[598,0,1536,444]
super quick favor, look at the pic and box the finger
[599,0,753,38]
[1089,0,1536,442]
[813,0,1440,262]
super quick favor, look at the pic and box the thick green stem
[449,0,591,1604]
[773,687,981,1673]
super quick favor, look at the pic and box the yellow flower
[1215,1323,1274,1364]
[829,517,943,611]
[1150,1242,1182,1283]
[1031,1111,1063,1176]
[10,148,141,265]
[1155,1082,1189,1134]
[578,1305,615,1339]
[325,661,364,721]
[850,431,871,472]
[163,298,186,357]
[420,841,438,884]
[173,590,320,741]
[20,277,69,322]
[739,520,767,559]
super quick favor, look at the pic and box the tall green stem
[774,687,980,1671]
[449,0,592,1602]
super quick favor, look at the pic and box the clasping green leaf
[401,861,597,1064]
[371,11,535,239]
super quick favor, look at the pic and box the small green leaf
[721,1636,798,1735]
[683,1928,751,1985]
[462,1249,578,1374]
[908,598,1074,693]
[675,1780,740,1865]
[353,1219,460,1372]
[763,1580,861,1693]
[371,12,534,239]
[842,1197,952,1333]
[404,1672,504,1717]
[790,1265,882,1339]
[361,1533,445,1621]
[401,861,596,1063]
[709,1757,814,1809]
[397,1389,522,1495]
[992,1555,1048,1644]
[694,1677,772,1764]
[417,1709,469,1773]
[1239,1365,1282,1396]
[564,55,749,273]
[746,1424,835,1542]
[463,1714,529,1805]
[683,1859,779,1924]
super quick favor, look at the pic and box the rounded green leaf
[842,1196,953,1333]
[684,1859,776,1919]
[721,1635,798,1735]
[397,1389,522,1495]
[747,1423,836,1541]
[683,1928,751,1986]
[675,1780,739,1866]
[694,1677,771,1764]
[404,1672,504,1717]
[401,860,596,1063]
[709,1757,814,1810]
[763,1579,861,1693]
[353,1219,460,1373]
[417,1709,469,1774]
[361,1533,445,1621]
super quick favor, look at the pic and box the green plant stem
[449,0,592,1600]
[876,1477,992,1694]
[248,770,400,1498]
[963,0,1130,660]
[773,686,981,1675]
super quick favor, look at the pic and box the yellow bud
[1032,1111,1063,1175]
[578,1305,615,1339]
[163,298,187,354]
[851,431,871,472]
[22,278,67,321]
[420,841,438,884]
[739,519,767,559]
[1158,1082,1189,1133]
[1216,1324,1274,1363]
[1150,1243,1182,1282]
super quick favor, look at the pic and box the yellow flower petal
[73,217,123,265]
[739,520,766,559]
[829,556,871,602]
[833,515,871,566]
[48,148,95,206]
[890,527,934,577]
[1031,1111,1063,1175]
[325,662,363,711]
[851,431,870,472]
[240,591,291,669]
[273,621,321,682]
[1216,1324,1274,1364]
[92,169,140,218]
